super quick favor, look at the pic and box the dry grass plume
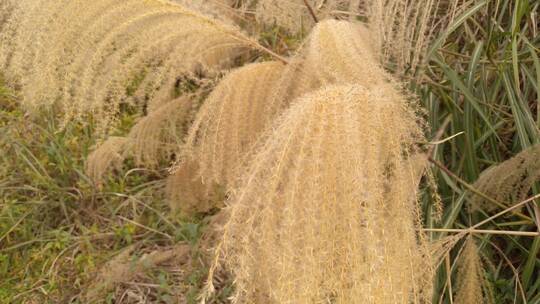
[0,0,255,133]
[454,236,492,304]
[204,84,431,303]
[471,144,540,212]
[85,136,129,187]
[127,96,196,168]
[172,61,285,208]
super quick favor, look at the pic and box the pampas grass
[177,61,285,197]
[471,144,540,212]
[86,136,129,187]
[454,237,490,304]
[204,84,431,303]
[127,96,196,168]
[0,0,256,133]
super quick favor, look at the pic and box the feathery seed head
[85,136,129,187]
[126,96,195,168]
[204,84,431,303]
[180,61,285,196]
[267,19,397,110]
[454,237,488,304]
[471,144,540,212]
[0,0,254,133]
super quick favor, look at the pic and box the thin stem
[472,193,540,230]
[428,115,452,157]
[484,239,527,303]
[445,254,454,304]
[422,228,539,237]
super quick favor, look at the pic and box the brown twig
[302,0,319,23]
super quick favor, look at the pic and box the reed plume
[366,0,469,78]
[267,19,396,109]
[0,0,256,133]
[173,61,285,204]
[86,136,129,187]
[126,96,196,168]
[454,236,490,304]
[204,84,431,303]
[471,144,540,212]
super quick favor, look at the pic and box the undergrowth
[0,83,230,303]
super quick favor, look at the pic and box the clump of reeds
[204,84,432,303]
[471,144,540,212]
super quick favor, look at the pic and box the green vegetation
[0,84,227,302]
[420,1,540,302]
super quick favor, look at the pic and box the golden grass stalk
[471,144,540,212]
[430,233,467,269]
[203,84,431,303]
[0,0,256,133]
[85,136,129,187]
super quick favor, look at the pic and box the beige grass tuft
[85,136,129,187]
[267,19,399,110]
[126,96,195,168]
[0,0,256,133]
[454,236,488,304]
[471,144,540,212]
[85,244,190,303]
[204,84,431,303]
[178,61,285,198]
[166,160,226,215]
